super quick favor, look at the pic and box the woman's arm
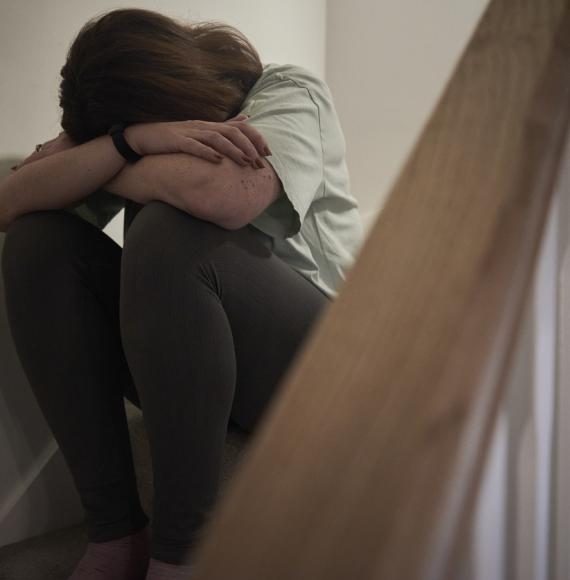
[101,152,278,231]
[0,116,272,232]
[99,118,275,229]
[0,134,130,232]
[101,154,190,208]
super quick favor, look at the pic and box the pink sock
[68,525,150,580]
[145,557,195,579]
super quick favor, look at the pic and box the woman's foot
[68,525,150,579]
[145,557,195,579]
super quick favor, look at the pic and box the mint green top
[64,62,365,299]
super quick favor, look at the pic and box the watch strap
[107,123,142,163]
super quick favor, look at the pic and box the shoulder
[267,63,328,88]
[246,62,332,105]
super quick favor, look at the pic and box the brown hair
[59,7,263,144]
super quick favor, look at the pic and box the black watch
[107,123,143,163]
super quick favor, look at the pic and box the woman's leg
[1,209,149,544]
[120,200,331,566]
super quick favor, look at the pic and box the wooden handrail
[188,0,570,578]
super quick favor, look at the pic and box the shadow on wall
[0,155,86,549]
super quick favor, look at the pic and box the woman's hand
[12,131,77,171]
[124,114,272,168]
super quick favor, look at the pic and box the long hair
[59,8,263,144]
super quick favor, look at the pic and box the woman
[0,7,364,580]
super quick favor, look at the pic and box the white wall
[325,0,490,234]
[0,0,326,548]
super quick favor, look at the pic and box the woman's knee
[119,200,233,333]
[121,199,235,272]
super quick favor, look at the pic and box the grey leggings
[1,199,331,564]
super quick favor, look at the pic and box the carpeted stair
[0,399,252,580]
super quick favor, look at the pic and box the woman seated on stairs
[0,7,364,579]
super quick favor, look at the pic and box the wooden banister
[188,0,570,578]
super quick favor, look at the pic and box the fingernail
[255,157,264,169]
[264,146,272,156]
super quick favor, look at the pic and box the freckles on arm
[208,158,281,228]
[237,174,264,213]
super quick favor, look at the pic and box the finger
[178,136,225,163]
[197,130,255,167]
[228,121,272,157]
[19,150,43,167]
[212,125,261,161]
[25,146,53,163]
[190,119,262,161]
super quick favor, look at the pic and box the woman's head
[59,8,262,143]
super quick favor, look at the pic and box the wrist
[124,124,143,156]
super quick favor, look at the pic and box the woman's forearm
[101,154,183,206]
[101,153,210,216]
[0,134,127,231]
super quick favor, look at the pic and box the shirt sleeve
[240,77,324,239]
[63,189,125,231]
